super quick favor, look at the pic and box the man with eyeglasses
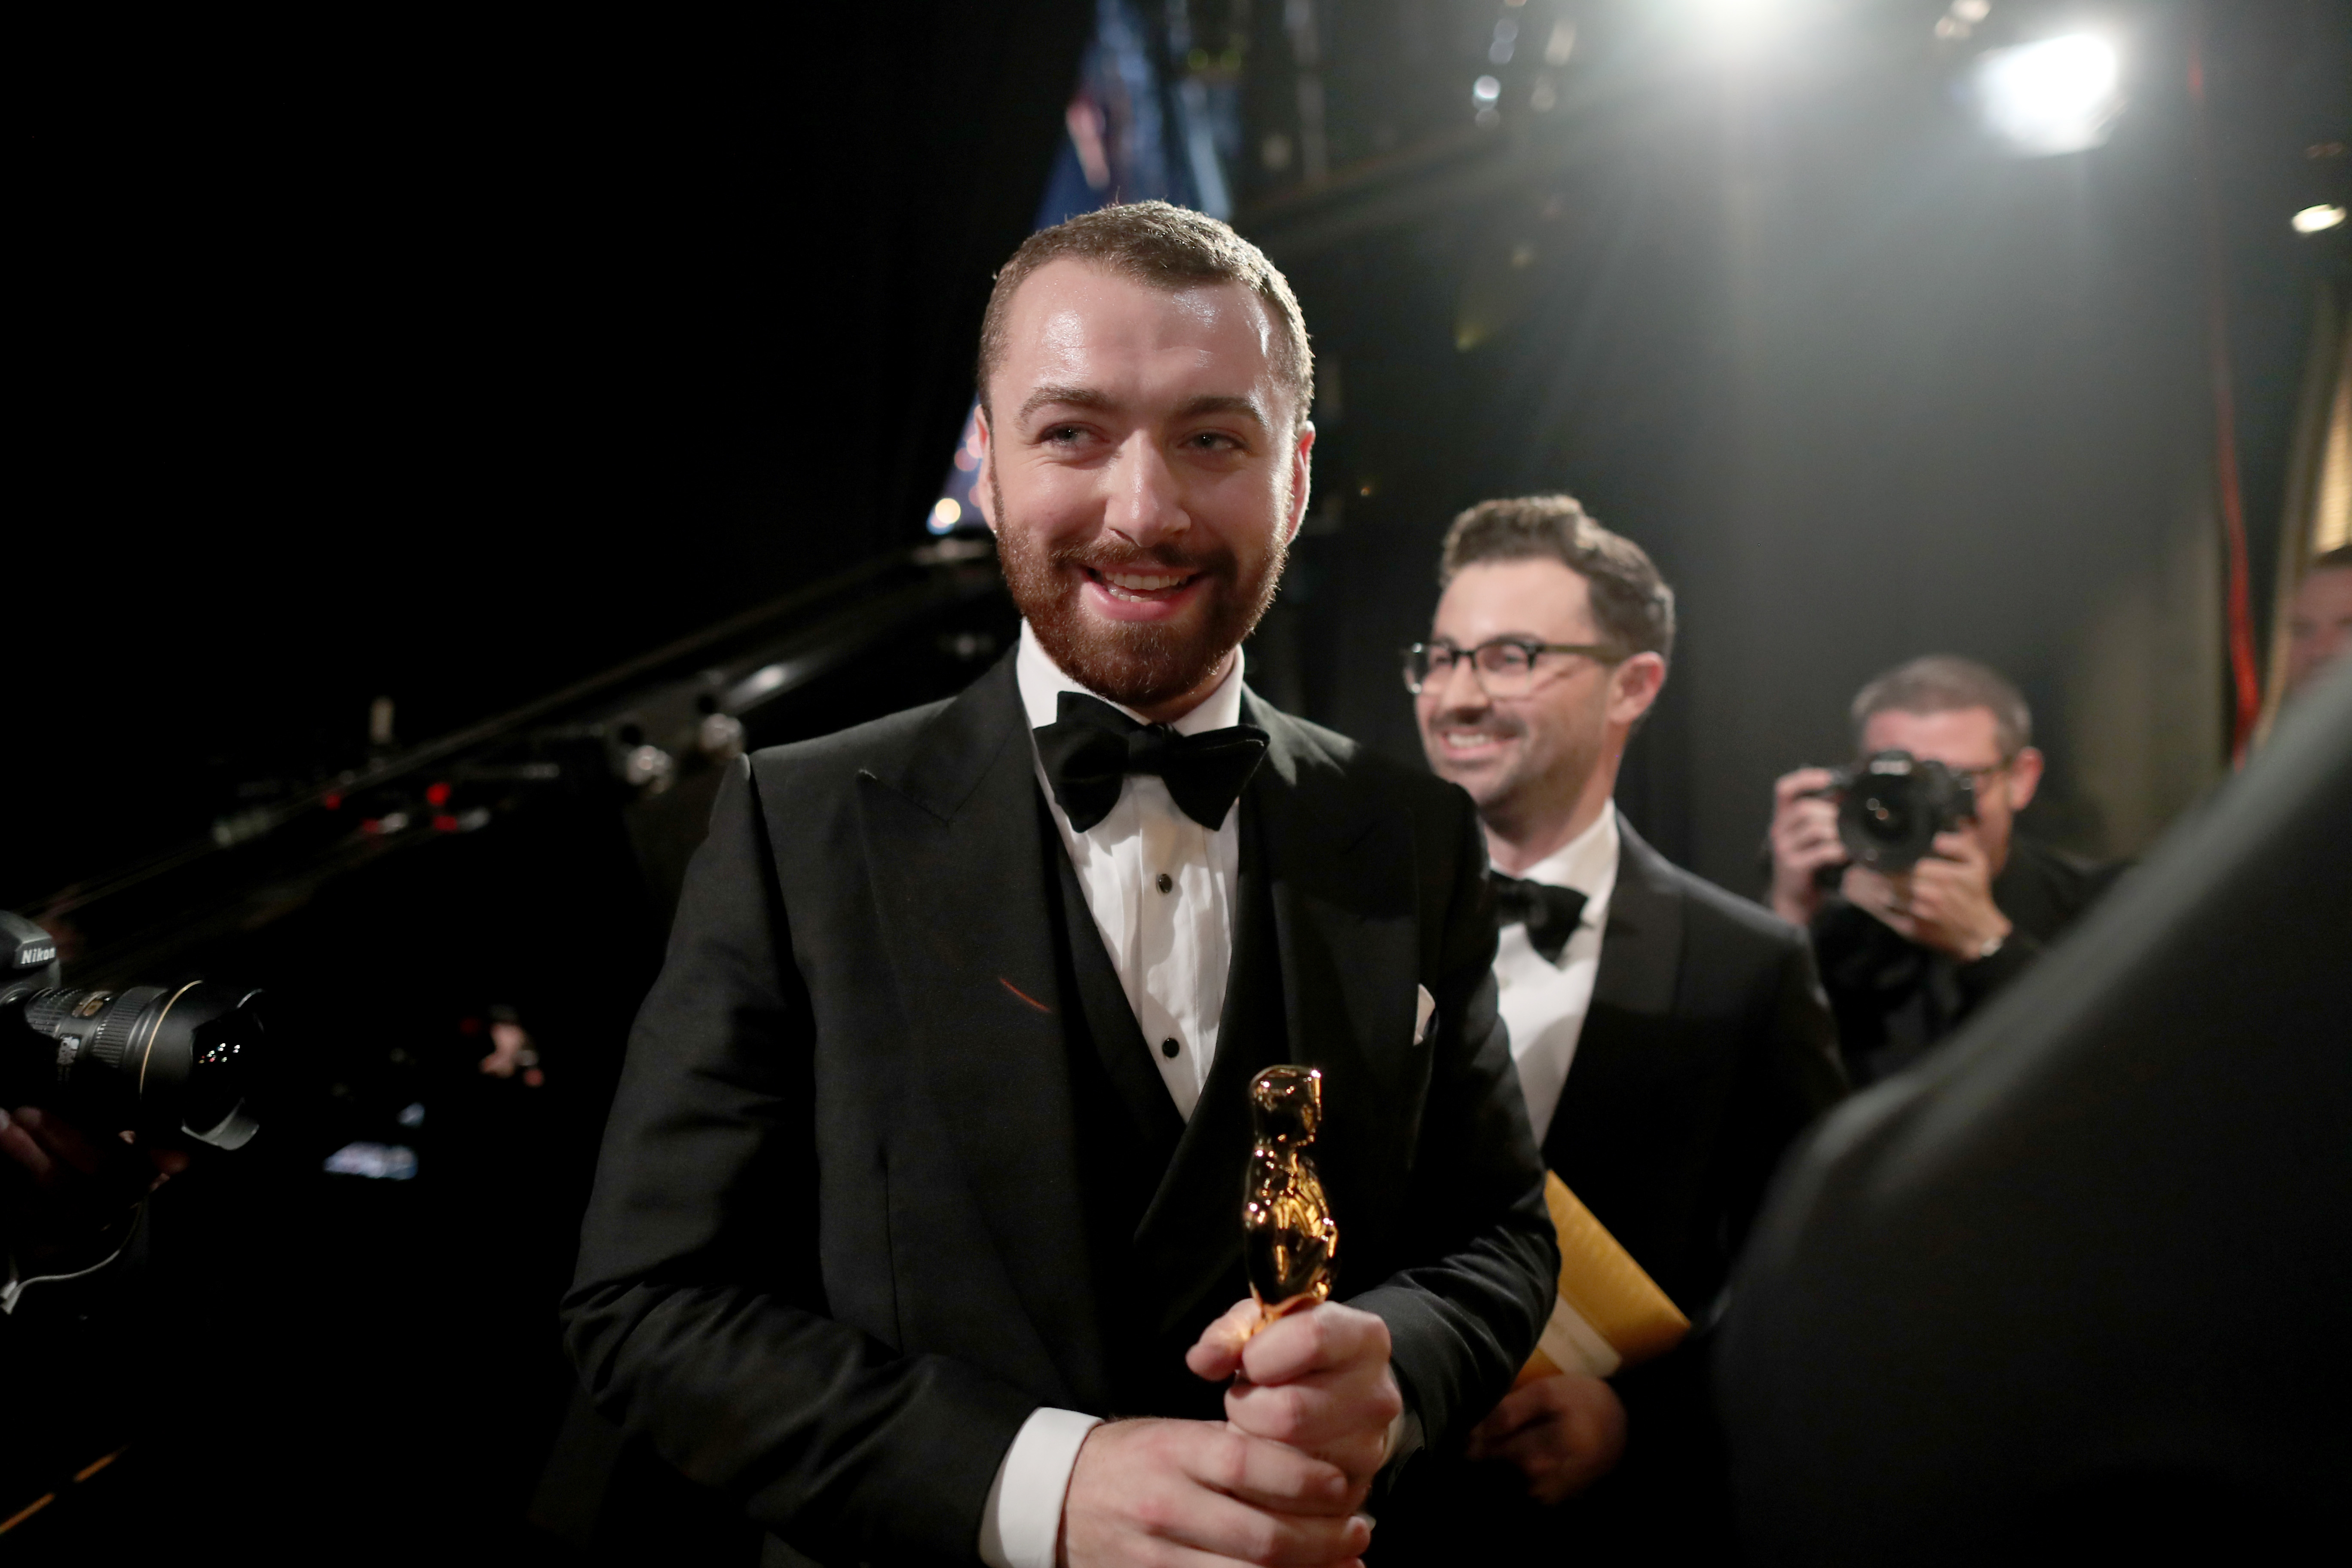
[1767,654,2123,1087]
[1393,496,1844,1559]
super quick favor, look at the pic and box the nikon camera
[1822,750,1979,874]
[0,912,263,1151]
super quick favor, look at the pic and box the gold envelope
[1514,1171,1690,1386]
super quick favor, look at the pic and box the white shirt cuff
[1383,1407,1422,1471]
[977,1406,1102,1568]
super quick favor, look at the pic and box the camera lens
[14,982,264,1149]
[1856,786,1914,844]
[1837,751,1942,873]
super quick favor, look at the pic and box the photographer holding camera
[1767,656,2121,1087]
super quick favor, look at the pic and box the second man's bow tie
[1489,873,1589,965]
[1034,690,1270,833]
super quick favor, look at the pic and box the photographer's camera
[1823,750,1978,874]
[1,912,263,1154]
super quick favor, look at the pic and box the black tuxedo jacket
[561,654,1555,1567]
[1383,820,1843,1559]
[1547,817,1847,1320]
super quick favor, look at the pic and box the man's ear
[1282,423,1317,545]
[972,409,998,530]
[1609,652,1667,729]
[2006,746,2044,812]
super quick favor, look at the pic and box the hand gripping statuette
[1243,1065,1338,1328]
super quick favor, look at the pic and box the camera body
[1825,750,1978,874]
[1,911,263,1150]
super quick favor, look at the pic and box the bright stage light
[1694,0,1779,27]
[2292,203,2347,234]
[1690,0,1782,49]
[930,497,962,529]
[1970,34,2123,157]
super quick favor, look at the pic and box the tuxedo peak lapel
[1246,695,1418,1079]
[856,653,1102,1402]
[1591,816,1684,1017]
[1544,815,1687,1176]
[1243,693,1425,1270]
[882,652,1032,824]
[1244,695,1381,853]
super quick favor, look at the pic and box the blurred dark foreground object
[1718,658,2352,1564]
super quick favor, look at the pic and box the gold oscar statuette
[1243,1065,1338,1327]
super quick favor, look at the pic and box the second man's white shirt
[1494,805,1622,1148]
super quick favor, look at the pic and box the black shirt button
[1161,1037,1180,1059]
[1157,872,1173,894]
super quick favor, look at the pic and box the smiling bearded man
[981,211,1295,718]
[564,202,1555,1568]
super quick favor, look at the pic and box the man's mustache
[1048,539,1234,576]
[1429,709,1523,735]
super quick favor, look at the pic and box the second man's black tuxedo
[562,652,1556,1567]
[1547,818,1847,1321]
[1389,819,1844,1560]
[1548,822,1845,1552]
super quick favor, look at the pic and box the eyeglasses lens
[1405,644,1540,697]
[1477,644,1533,695]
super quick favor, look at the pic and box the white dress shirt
[1017,621,1244,1118]
[1494,805,1622,1148]
[979,621,1248,1568]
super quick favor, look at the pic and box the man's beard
[995,479,1288,711]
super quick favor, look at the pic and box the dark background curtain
[12,6,1096,907]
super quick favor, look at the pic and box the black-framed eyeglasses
[1401,637,1626,698]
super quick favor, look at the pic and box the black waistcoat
[1038,795,1289,1419]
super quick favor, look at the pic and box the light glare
[931,497,962,528]
[1972,35,2123,157]
[1696,0,1780,38]
[1472,75,1501,104]
[2291,204,2346,234]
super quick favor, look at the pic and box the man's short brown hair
[977,201,1314,431]
[1850,655,2033,757]
[1438,494,1676,662]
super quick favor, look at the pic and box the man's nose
[1105,432,1189,549]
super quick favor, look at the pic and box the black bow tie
[1034,691,1270,833]
[1488,873,1589,965]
